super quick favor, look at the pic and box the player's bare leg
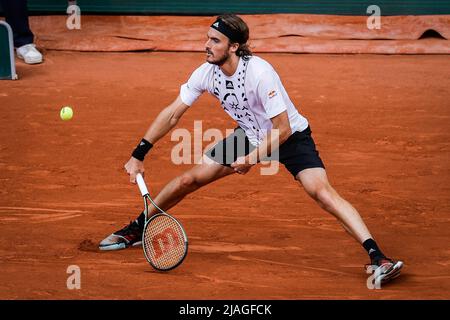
[296,167,403,284]
[296,167,372,244]
[146,155,235,216]
[100,155,234,250]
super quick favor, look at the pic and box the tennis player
[99,14,403,285]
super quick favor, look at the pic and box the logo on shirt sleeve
[268,90,277,99]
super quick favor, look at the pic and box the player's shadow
[383,273,409,287]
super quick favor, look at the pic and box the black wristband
[131,138,153,161]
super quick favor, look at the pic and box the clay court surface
[0,51,449,299]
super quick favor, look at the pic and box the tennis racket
[136,173,188,271]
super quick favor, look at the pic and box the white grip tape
[136,173,149,196]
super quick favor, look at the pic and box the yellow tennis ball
[60,106,73,121]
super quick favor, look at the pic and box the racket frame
[137,174,188,271]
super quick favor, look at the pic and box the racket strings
[143,214,186,270]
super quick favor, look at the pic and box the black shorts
[205,126,325,178]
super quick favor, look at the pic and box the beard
[206,50,230,66]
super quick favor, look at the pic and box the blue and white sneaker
[366,257,404,285]
[99,221,143,251]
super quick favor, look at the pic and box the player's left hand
[231,156,254,175]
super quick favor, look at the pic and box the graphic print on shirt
[213,58,263,142]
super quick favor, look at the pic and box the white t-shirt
[180,55,309,146]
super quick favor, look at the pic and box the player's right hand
[124,157,145,184]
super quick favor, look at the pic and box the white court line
[0,206,85,223]
[0,206,85,213]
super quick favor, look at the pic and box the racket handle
[136,173,149,196]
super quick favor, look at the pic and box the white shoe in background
[16,44,43,64]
